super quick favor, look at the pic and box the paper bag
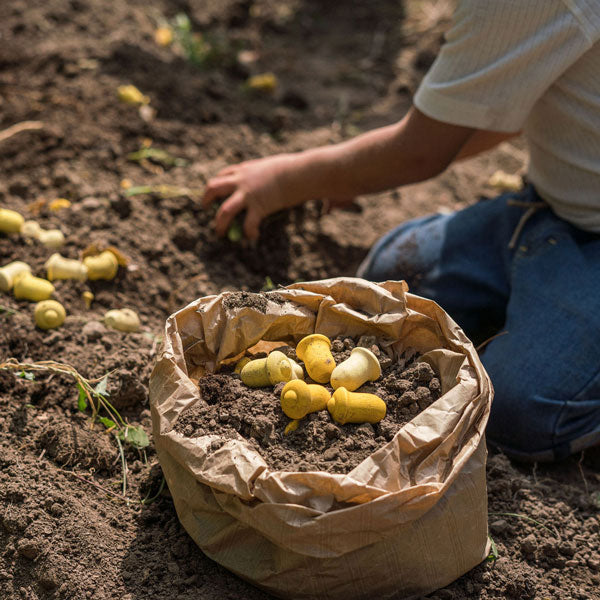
[150,277,493,599]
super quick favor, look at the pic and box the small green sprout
[486,535,499,563]
[127,147,187,168]
[262,276,275,291]
[227,220,243,243]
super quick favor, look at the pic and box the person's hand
[202,153,308,241]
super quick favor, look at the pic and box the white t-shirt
[414,0,600,233]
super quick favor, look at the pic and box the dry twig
[0,120,44,144]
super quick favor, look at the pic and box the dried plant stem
[0,304,20,315]
[59,468,132,503]
[115,434,128,499]
[0,120,44,143]
[489,511,560,539]
[0,359,123,431]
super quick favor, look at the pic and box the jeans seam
[551,361,600,453]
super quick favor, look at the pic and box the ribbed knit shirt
[414,0,600,233]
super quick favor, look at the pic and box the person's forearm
[287,107,474,200]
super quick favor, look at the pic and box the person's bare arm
[455,129,520,161]
[203,107,475,240]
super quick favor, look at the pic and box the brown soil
[174,340,440,474]
[0,1,598,599]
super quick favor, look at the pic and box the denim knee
[485,381,563,462]
[484,358,600,461]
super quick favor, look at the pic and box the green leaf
[127,147,187,167]
[486,535,499,563]
[99,416,117,429]
[124,185,154,197]
[122,425,150,450]
[77,383,88,412]
[18,370,35,381]
[94,374,110,397]
[262,276,275,291]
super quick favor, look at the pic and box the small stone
[343,338,355,350]
[369,345,381,356]
[323,447,339,461]
[80,197,104,210]
[82,320,106,342]
[490,519,508,535]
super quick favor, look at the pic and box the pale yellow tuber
[104,308,140,332]
[330,347,381,391]
[38,229,65,249]
[327,387,386,425]
[240,351,293,387]
[83,250,119,281]
[0,261,32,293]
[280,380,330,420]
[13,274,55,302]
[34,300,66,330]
[45,253,88,281]
[0,208,25,233]
[295,334,336,384]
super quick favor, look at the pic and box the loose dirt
[175,341,440,474]
[1,1,598,599]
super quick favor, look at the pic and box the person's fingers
[216,165,239,177]
[243,208,263,242]
[202,176,237,209]
[216,158,259,177]
[214,191,246,236]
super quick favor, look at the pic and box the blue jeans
[358,186,600,461]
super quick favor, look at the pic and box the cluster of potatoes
[0,207,139,332]
[237,334,387,427]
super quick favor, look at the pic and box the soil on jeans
[1,1,599,599]
[175,339,441,473]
